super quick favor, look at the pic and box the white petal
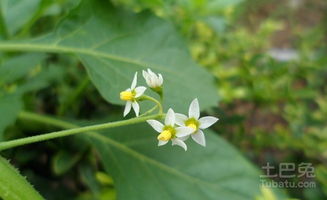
[148,69,156,77]
[165,108,175,126]
[199,116,219,129]
[191,130,206,146]
[153,76,159,85]
[146,120,164,132]
[175,127,194,137]
[142,70,148,79]
[172,139,187,151]
[131,72,137,89]
[132,101,140,117]
[142,71,151,85]
[158,140,169,146]
[189,98,200,119]
[151,76,157,88]
[175,113,187,126]
[134,86,146,97]
[158,73,163,85]
[148,69,159,87]
[123,101,132,117]
[179,135,190,141]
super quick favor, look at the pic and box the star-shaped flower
[175,98,219,146]
[120,72,146,117]
[147,108,194,151]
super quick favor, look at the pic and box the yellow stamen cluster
[120,91,134,101]
[157,130,172,141]
[187,123,197,131]
[185,118,199,133]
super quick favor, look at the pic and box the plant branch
[139,105,158,117]
[0,111,162,151]
[140,95,163,114]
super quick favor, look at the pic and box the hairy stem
[0,111,162,151]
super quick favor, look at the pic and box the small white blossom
[175,98,219,147]
[147,108,193,151]
[120,72,146,117]
[142,68,163,89]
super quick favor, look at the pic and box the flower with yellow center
[147,108,194,151]
[120,72,146,117]
[175,98,219,147]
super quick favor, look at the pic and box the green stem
[140,95,163,114]
[139,105,158,117]
[0,111,162,151]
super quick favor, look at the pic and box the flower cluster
[147,99,218,150]
[120,69,218,151]
[120,69,163,117]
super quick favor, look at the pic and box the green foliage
[52,150,82,175]
[0,0,218,112]
[0,94,21,141]
[187,0,327,198]
[0,0,325,199]
[0,0,40,36]
[0,156,44,200]
[89,123,266,200]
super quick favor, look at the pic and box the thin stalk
[139,105,158,117]
[0,111,162,151]
[140,95,163,114]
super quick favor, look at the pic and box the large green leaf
[0,0,218,112]
[0,53,45,84]
[86,122,285,200]
[0,156,44,200]
[0,53,51,141]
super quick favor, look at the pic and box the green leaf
[0,0,41,35]
[0,53,53,141]
[52,150,82,175]
[0,156,44,200]
[0,53,45,84]
[0,94,22,141]
[86,122,286,200]
[0,0,219,112]
[79,164,101,197]
[207,0,244,12]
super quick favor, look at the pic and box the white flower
[142,68,163,89]
[147,108,194,151]
[175,98,219,147]
[120,72,146,117]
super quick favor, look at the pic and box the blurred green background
[0,0,326,199]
